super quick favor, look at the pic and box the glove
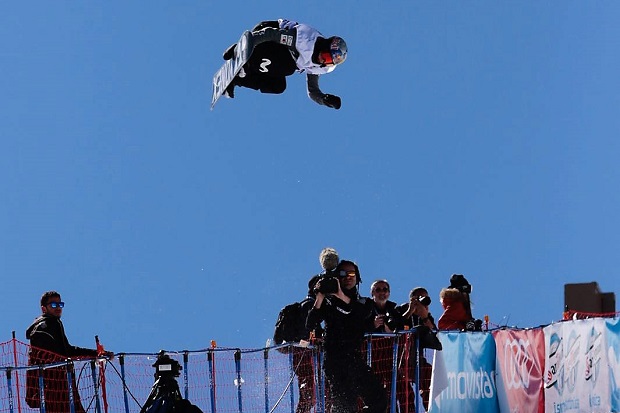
[322,94,341,110]
[223,43,237,60]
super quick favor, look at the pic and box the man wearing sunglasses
[307,260,387,413]
[25,291,111,412]
[222,19,347,109]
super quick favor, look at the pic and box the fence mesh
[0,331,431,413]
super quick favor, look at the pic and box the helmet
[319,36,347,66]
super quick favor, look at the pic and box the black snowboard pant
[234,42,297,94]
[324,354,388,413]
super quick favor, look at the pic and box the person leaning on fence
[368,279,402,408]
[307,260,387,413]
[437,274,483,332]
[394,287,441,413]
[25,291,113,413]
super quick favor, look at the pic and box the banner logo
[503,338,535,389]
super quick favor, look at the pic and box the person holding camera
[394,287,439,412]
[397,287,436,331]
[368,280,401,408]
[307,260,387,413]
[437,274,482,332]
[369,280,401,333]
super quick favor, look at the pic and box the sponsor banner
[543,319,610,413]
[493,328,545,413]
[605,318,620,412]
[429,332,499,413]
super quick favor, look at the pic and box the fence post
[207,349,217,413]
[6,368,15,413]
[66,360,76,413]
[38,366,46,413]
[314,344,324,413]
[119,354,130,413]
[11,332,23,413]
[415,333,420,413]
[263,346,270,413]
[90,360,102,413]
[183,351,189,400]
[390,334,400,413]
[234,349,243,413]
[287,347,295,413]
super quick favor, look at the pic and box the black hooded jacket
[306,294,373,361]
[26,314,97,360]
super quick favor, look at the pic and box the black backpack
[273,298,312,348]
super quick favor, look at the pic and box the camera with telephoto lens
[417,296,431,306]
[313,273,340,295]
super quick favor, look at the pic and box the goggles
[319,47,346,66]
[319,50,335,66]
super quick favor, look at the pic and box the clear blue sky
[2,2,619,352]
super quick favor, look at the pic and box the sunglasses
[338,270,357,278]
[47,302,65,309]
[374,287,389,293]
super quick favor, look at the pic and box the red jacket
[438,289,471,331]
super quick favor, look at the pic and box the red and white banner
[493,328,545,413]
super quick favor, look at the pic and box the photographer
[397,287,436,331]
[307,260,387,413]
[394,287,441,413]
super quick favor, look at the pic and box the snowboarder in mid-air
[221,19,347,109]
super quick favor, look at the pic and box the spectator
[25,291,113,413]
[395,287,441,412]
[368,280,400,408]
[369,279,400,333]
[307,260,387,413]
[437,274,482,331]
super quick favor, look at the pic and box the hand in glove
[223,44,237,60]
[322,94,342,110]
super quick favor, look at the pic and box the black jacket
[307,295,374,360]
[370,300,401,332]
[26,314,97,361]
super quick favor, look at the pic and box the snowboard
[211,31,254,110]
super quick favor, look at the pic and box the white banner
[543,319,610,413]
[605,318,620,412]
